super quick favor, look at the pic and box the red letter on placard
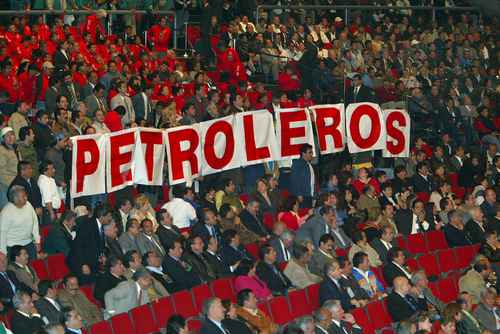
[243,114,270,161]
[139,130,163,182]
[386,111,406,155]
[109,131,135,187]
[75,139,100,193]
[204,120,235,169]
[167,128,200,182]
[280,110,307,157]
[315,106,343,152]
[349,104,382,149]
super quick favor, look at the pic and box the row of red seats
[31,253,70,282]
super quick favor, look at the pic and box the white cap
[0,127,14,138]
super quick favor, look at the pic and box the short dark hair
[318,234,334,248]
[9,245,27,262]
[219,204,232,218]
[222,229,238,244]
[17,160,31,174]
[352,251,368,268]
[292,243,309,260]
[18,126,32,141]
[300,143,313,155]
[125,219,138,231]
[123,250,139,268]
[39,160,54,174]
[387,247,403,262]
[166,314,187,334]
[234,258,254,276]
[236,288,253,307]
[259,244,273,259]
[38,280,54,297]
[106,256,122,271]
[319,205,334,216]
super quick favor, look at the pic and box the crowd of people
[0,0,499,333]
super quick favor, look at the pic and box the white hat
[0,127,14,138]
[335,17,343,22]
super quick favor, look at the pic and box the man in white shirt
[161,186,197,229]
[0,185,40,259]
[383,247,412,287]
[323,299,362,334]
[38,160,62,224]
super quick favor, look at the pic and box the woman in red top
[217,48,248,86]
[277,196,312,231]
[352,168,381,196]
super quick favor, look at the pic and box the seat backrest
[192,284,213,313]
[438,277,458,303]
[47,253,70,281]
[306,283,320,308]
[89,320,112,334]
[268,296,292,325]
[130,304,158,334]
[366,300,392,330]
[151,297,175,329]
[426,230,448,251]
[351,307,375,334]
[418,253,440,277]
[438,249,458,273]
[172,290,198,318]
[288,289,311,317]
[31,259,49,281]
[110,313,134,334]
[407,233,428,254]
[211,278,236,302]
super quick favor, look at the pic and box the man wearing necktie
[35,280,64,325]
[192,209,222,246]
[201,297,231,334]
[387,276,426,322]
[323,299,363,334]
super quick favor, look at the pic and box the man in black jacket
[191,208,222,246]
[44,210,76,256]
[383,247,413,288]
[239,200,270,239]
[162,238,201,292]
[8,160,42,214]
[156,209,184,252]
[411,162,435,193]
[370,224,396,264]
[346,74,375,104]
[11,291,45,334]
[256,244,292,296]
[34,280,64,325]
[220,229,253,268]
[200,297,227,334]
[204,236,233,278]
[93,257,126,305]
[444,210,473,248]
[387,276,426,322]
[0,252,32,309]
[319,261,353,311]
[182,236,216,283]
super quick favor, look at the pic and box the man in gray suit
[137,219,165,257]
[131,85,153,123]
[84,83,108,117]
[473,288,500,333]
[104,268,152,319]
[310,234,336,277]
[296,206,336,248]
[329,212,352,250]
[118,219,141,254]
[269,229,294,263]
[410,270,445,313]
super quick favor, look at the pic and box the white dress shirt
[38,174,62,209]
[162,198,197,229]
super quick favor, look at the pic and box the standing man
[0,127,19,209]
[37,160,62,225]
[290,144,315,208]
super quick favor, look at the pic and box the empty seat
[418,253,440,278]
[172,290,197,318]
[151,297,175,329]
[396,235,408,251]
[407,233,428,254]
[89,320,112,334]
[454,246,476,269]
[406,258,420,272]
[306,283,320,308]
[192,284,213,313]
[245,243,260,259]
[269,296,293,325]
[351,307,375,334]
[31,259,49,281]
[366,300,392,330]
[437,249,459,273]
[187,318,202,332]
[47,253,70,281]
[426,230,448,251]
[438,277,459,303]
[110,313,134,334]
[371,266,387,289]
[416,192,430,203]
[130,304,159,334]
[288,289,311,317]
[211,278,236,302]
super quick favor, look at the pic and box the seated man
[319,261,353,311]
[93,256,127,305]
[118,218,141,254]
[472,288,499,333]
[444,210,473,247]
[284,243,322,289]
[182,235,216,283]
[235,289,278,334]
[204,235,234,278]
[410,270,445,313]
[459,257,492,304]
[57,275,103,326]
[457,292,485,334]
[7,245,39,293]
[322,299,363,334]
[370,223,396,264]
[200,297,229,334]
[239,199,270,239]
[220,229,253,268]
[123,250,170,299]
[0,252,32,308]
[387,276,426,322]
[63,308,85,334]
[351,252,385,299]
[104,268,152,319]
[383,246,412,287]
[10,291,44,334]
[256,244,292,296]
[162,238,202,292]
[309,234,336,277]
[34,280,64,325]
[142,251,176,294]
[337,257,370,307]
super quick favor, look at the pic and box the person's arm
[0,207,11,253]
[30,204,41,253]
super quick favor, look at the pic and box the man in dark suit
[411,162,435,193]
[70,204,110,278]
[465,207,488,244]
[191,208,222,245]
[290,143,315,208]
[346,73,375,104]
[60,71,81,111]
[131,86,153,122]
[103,221,124,259]
[156,209,184,252]
[11,291,45,334]
[395,199,431,236]
[34,280,64,324]
[323,299,363,334]
[142,251,176,293]
[182,236,216,283]
[220,229,253,269]
[383,247,413,287]
[112,198,132,237]
[239,200,270,239]
[256,244,292,296]
[85,83,108,116]
[370,224,396,264]
[162,238,202,292]
[53,41,70,69]
[44,211,76,256]
[8,160,42,213]
[387,276,426,322]
[93,257,127,305]
[0,252,32,308]
[296,206,335,249]
[269,230,293,264]
[444,210,473,248]
[200,297,228,334]
[319,261,353,311]
[63,308,85,334]
[204,236,233,278]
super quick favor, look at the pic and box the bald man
[387,276,426,322]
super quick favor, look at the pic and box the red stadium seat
[437,249,459,273]
[277,262,288,271]
[257,300,271,318]
[448,173,459,187]
[418,253,440,278]
[366,300,392,330]
[306,283,320,308]
[263,212,275,231]
[381,329,396,334]
[31,259,49,281]
[396,235,408,251]
[187,318,202,332]
[152,297,175,329]
[211,278,236,302]
[239,193,250,205]
[89,320,112,334]
[454,245,476,269]
[172,290,197,318]
[110,313,134,334]
[371,266,388,289]
[47,253,70,281]
[351,307,375,334]
[438,277,459,303]
[288,289,311,317]
[335,247,349,258]
[426,230,448,251]
[428,281,441,300]
[406,258,420,272]
[80,285,101,308]
[245,243,260,259]
[269,296,293,325]
[416,192,430,203]
[130,304,159,334]
[407,233,428,254]
[192,284,213,313]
